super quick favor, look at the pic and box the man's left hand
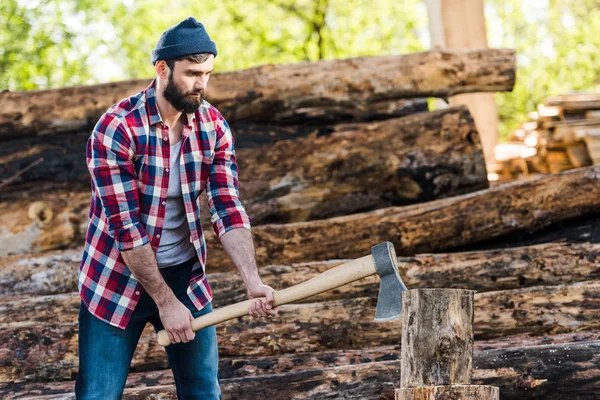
[247,282,279,318]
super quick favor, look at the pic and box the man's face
[163,55,214,114]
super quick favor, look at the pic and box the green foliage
[0,0,428,87]
[0,0,118,89]
[486,0,600,139]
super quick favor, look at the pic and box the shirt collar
[145,80,163,126]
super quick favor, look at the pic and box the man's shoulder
[95,89,148,134]
[198,100,226,123]
[105,88,148,120]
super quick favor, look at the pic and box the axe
[157,241,407,346]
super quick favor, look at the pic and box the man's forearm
[219,228,262,287]
[121,243,175,307]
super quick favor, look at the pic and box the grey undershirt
[156,139,197,268]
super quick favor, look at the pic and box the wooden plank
[431,0,500,166]
[584,135,600,165]
[546,93,600,112]
[565,141,593,167]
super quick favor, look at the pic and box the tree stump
[396,288,499,400]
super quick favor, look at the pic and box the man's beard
[163,72,205,114]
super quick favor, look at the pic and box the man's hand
[157,297,195,344]
[247,281,279,318]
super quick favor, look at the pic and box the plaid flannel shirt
[79,81,251,329]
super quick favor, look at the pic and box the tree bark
[6,341,600,400]
[0,49,515,139]
[209,165,600,269]
[400,289,475,388]
[2,165,599,262]
[2,281,599,383]
[238,106,487,223]
[396,385,498,400]
[2,242,598,297]
[0,106,489,224]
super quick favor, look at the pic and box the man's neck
[155,88,183,129]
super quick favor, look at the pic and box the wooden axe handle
[157,254,376,346]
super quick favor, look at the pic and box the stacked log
[492,93,600,180]
[0,106,488,226]
[1,162,598,262]
[5,47,600,399]
[0,49,521,259]
[1,242,599,385]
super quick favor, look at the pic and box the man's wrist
[244,272,263,288]
[154,288,177,309]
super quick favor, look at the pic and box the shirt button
[163,136,168,141]
[156,234,161,238]
[135,291,140,296]
[162,201,166,205]
[165,168,169,173]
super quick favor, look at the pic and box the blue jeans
[75,258,220,399]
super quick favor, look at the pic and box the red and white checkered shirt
[79,81,251,329]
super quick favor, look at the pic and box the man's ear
[155,60,169,80]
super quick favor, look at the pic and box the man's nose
[196,76,208,90]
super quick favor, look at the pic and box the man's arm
[121,244,196,344]
[87,116,195,344]
[219,228,277,317]
[207,115,277,318]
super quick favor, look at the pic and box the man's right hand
[157,297,195,344]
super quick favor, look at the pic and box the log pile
[3,48,600,399]
[492,93,600,181]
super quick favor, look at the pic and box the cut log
[1,164,598,265]
[238,106,487,222]
[0,190,88,257]
[474,340,600,398]
[0,104,428,190]
[451,213,600,252]
[4,330,600,396]
[0,49,515,139]
[2,281,599,383]
[1,106,489,225]
[211,165,600,268]
[6,341,600,399]
[400,289,474,387]
[2,241,597,298]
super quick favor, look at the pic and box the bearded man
[75,17,277,400]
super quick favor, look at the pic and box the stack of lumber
[492,93,600,180]
[3,48,600,399]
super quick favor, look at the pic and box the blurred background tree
[1,0,599,139]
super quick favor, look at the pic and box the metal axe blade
[372,241,407,322]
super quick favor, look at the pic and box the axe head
[371,242,407,322]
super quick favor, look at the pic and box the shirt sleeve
[86,113,149,251]
[207,115,252,238]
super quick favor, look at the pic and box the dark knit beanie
[151,17,217,65]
